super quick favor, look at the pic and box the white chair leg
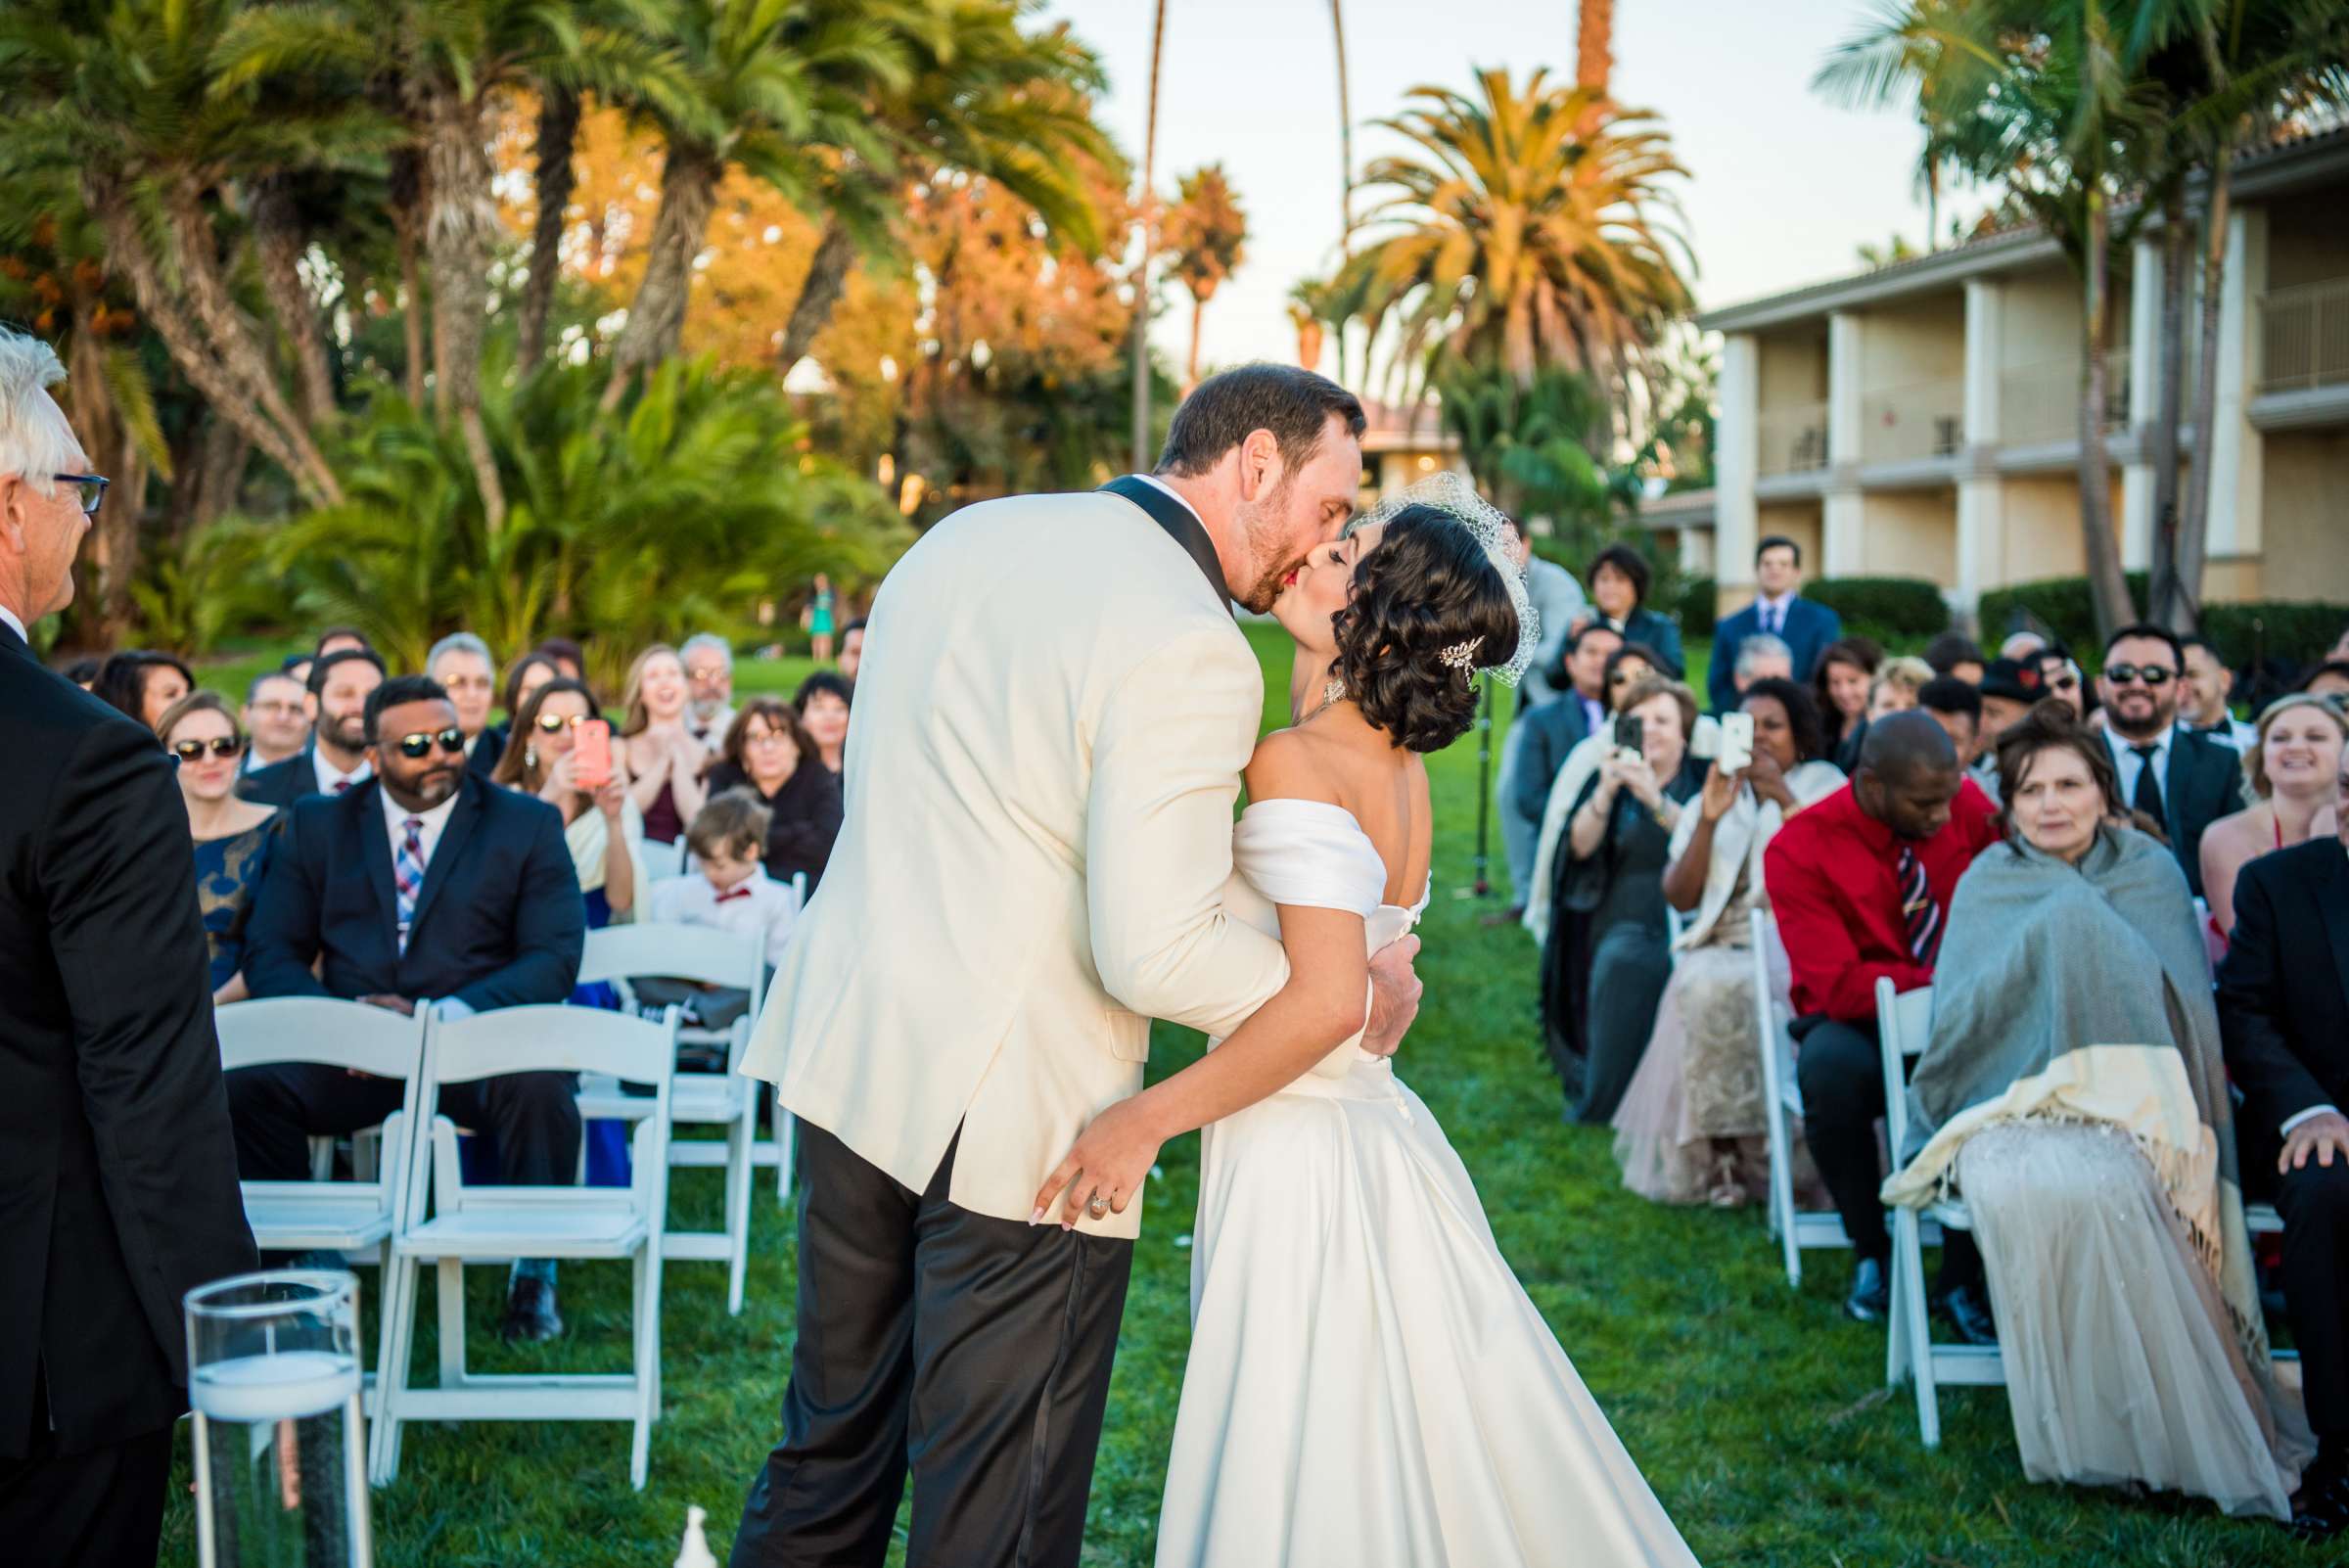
[1896,1210,1941,1447]
[437,1258,466,1390]
[369,1255,419,1486]
[775,1104,797,1202]
[724,1109,755,1315]
[1773,1107,1802,1289]
[630,1247,660,1489]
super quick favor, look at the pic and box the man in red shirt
[1765,712,2001,1327]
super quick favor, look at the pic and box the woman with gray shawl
[1883,703,2311,1520]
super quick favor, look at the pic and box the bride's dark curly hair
[1329,506,1522,754]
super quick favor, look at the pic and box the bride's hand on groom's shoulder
[1031,1095,1168,1231]
[1362,934,1424,1058]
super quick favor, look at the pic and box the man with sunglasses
[232,674,586,1341]
[0,326,257,1563]
[2096,623,2245,899]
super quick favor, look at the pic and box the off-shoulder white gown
[1154,800,1700,1567]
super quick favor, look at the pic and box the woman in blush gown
[1034,476,1699,1568]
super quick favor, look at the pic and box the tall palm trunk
[602,142,722,412]
[777,218,856,378]
[517,87,580,376]
[2180,148,2232,622]
[1186,292,1207,390]
[2146,206,2189,629]
[2076,191,2135,641]
[1577,0,1614,98]
[251,176,338,431]
[1330,0,1353,256]
[389,149,429,409]
[1130,0,1168,472]
[61,323,147,648]
[421,81,507,530]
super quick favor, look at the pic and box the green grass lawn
[165,628,2319,1566]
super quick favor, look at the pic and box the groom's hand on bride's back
[1362,935,1424,1057]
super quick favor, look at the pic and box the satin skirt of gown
[1155,801,1699,1568]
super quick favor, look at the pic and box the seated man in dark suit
[1501,623,1621,913]
[2096,622,2243,899]
[237,646,385,807]
[231,673,587,1340]
[2219,750,2349,1535]
[1707,534,1843,715]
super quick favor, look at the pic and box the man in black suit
[238,645,385,807]
[2096,623,2242,899]
[1707,534,1843,715]
[232,673,586,1340]
[2218,749,2349,1535]
[1502,623,1621,913]
[0,327,256,1564]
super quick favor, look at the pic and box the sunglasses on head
[2104,664,2175,688]
[392,727,466,760]
[170,736,244,761]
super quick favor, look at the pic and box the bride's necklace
[1303,672,1347,722]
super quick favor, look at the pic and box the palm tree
[1163,165,1248,389]
[1338,69,1694,413]
[1130,0,1169,471]
[1578,0,1614,100]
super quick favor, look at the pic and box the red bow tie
[714,886,754,903]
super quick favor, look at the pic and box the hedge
[1806,576,1952,645]
[1976,574,2349,671]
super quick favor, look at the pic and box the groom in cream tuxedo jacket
[732,368,1420,1568]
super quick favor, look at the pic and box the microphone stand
[1469,675,1495,898]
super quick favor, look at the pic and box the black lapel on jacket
[346,779,401,947]
[403,773,482,943]
[2318,846,2349,1032]
[1098,475,1234,618]
[0,617,26,659]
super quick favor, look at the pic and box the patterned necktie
[1765,603,1780,637]
[394,816,426,953]
[2131,744,2164,820]
[1897,845,1942,966]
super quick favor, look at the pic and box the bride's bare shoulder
[1242,725,1345,807]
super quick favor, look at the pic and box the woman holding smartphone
[492,677,644,928]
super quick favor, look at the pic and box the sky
[1037,0,1941,383]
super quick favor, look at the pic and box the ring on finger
[1085,1193,1111,1220]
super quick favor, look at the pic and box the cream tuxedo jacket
[740,487,1291,1237]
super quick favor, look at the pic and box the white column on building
[1823,310,1865,576]
[2207,207,2269,569]
[1714,333,1760,610]
[1956,278,2005,620]
[2121,235,2165,571]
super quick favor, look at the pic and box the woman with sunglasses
[491,677,644,931]
[157,691,280,1004]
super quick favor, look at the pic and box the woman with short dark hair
[706,697,844,889]
[794,669,853,775]
[1583,543,1683,676]
[95,649,194,731]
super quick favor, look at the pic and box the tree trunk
[776,219,856,378]
[1186,295,1206,391]
[251,176,339,432]
[2076,192,2136,641]
[60,323,144,648]
[1131,0,1168,472]
[86,178,335,511]
[166,413,251,542]
[517,87,580,376]
[1577,0,1614,100]
[602,142,721,412]
[2180,150,2231,625]
[1296,314,1324,370]
[421,82,507,530]
[389,148,429,409]
[1329,0,1353,257]
[2146,205,2189,629]
[161,174,342,504]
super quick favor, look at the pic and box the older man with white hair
[428,629,504,777]
[1731,630,1796,696]
[681,630,737,753]
[0,326,255,1563]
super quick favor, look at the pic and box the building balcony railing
[1859,376,1964,465]
[1757,399,1829,477]
[2260,277,2349,393]
[1996,351,2134,446]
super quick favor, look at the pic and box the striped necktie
[394,816,426,953]
[1897,844,1942,966]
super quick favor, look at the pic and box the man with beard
[238,646,385,806]
[682,631,738,753]
[229,673,585,1340]
[2095,623,2244,899]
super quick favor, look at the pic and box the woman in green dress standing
[805,573,838,665]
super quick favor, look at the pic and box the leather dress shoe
[1844,1257,1889,1322]
[2292,1448,2349,1540]
[500,1277,564,1343]
[1935,1283,1998,1347]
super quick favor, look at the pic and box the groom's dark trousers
[732,1121,1134,1568]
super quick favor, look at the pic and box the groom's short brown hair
[1156,364,1365,481]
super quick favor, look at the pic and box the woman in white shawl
[1883,702,2310,1521]
[1614,677,1842,1205]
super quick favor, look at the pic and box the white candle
[191,1350,358,1423]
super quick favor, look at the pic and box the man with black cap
[1972,657,2047,804]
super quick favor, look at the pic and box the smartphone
[573,718,614,790]
[1613,713,1643,754]
[1719,711,1755,772]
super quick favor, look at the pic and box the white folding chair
[1750,909,1853,1287]
[216,997,430,1417]
[578,922,766,1314]
[639,838,689,881]
[1878,977,2004,1447]
[369,1005,678,1490]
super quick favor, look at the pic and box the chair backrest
[216,996,429,1079]
[407,1005,680,1221]
[640,838,689,881]
[579,922,763,992]
[1873,977,1935,1158]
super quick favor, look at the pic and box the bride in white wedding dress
[1034,478,1699,1567]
